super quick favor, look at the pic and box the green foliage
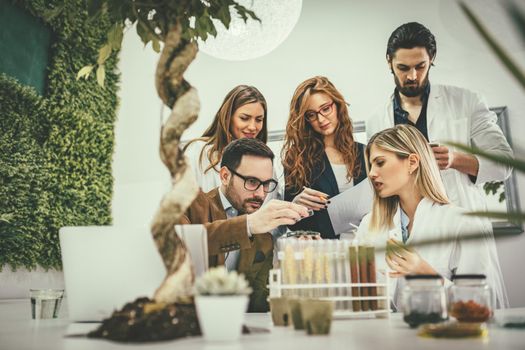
[459,1,525,91]
[458,1,525,224]
[483,181,505,203]
[72,0,260,85]
[0,0,119,270]
[448,141,525,174]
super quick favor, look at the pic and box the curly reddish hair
[282,76,359,194]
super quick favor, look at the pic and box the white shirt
[330,162,354,193]
[218,188,241,271]
[218,188,253,271]
[184,140,222,193]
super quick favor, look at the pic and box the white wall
[111,0,525,306]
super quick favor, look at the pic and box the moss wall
[0,0,119,270]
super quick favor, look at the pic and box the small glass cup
[30,289,64,319]
[300,299,334,335]
[269,297,291,326]
[288,297,304,330]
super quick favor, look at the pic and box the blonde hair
[366,124,449,232]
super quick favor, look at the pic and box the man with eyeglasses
[180,138,308,312]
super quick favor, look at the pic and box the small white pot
[195,295,249,342]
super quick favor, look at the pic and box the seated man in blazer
[180,138,308,312]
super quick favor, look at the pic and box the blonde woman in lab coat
[357,124,508,309]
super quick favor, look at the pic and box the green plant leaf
[76,65,94,80]
[152,38,161,53]
[196,14,214,40]
[107,23,123,51]
[505,0,525,44]
[233,4,260,23]
[97,44,112,65]
[136,20,152,46]
[459,1,525,91]
[0,213,15,223]
[96,64,105,87]
[215,4,232,29]
[447,142,525,173]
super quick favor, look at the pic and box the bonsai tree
[36,0,262,342]
[76,0,259,304]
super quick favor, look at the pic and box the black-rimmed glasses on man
[227,167,278,193]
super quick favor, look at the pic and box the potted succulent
[194,266,252,341]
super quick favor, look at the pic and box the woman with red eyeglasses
[282,76,369,239]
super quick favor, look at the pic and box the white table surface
[1,299,524,350]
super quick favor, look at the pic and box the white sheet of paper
[175,224,209,277]
[327,179,374,235]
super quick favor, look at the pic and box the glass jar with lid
[449,274,492,323]
[401,275,448,328]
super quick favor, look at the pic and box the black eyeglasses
[304,101,335,122]
[227,167,278,193]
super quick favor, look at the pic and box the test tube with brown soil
[358,246,370,311]
[349,245,360,311]
[366,246,377,310]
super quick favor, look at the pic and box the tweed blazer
[179,188,273,312]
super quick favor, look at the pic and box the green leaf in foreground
[459,1,525,91]
[447,142,525,173]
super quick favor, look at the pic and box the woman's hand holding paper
[292,187,330,211]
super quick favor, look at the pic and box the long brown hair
[184,85,268,173]
[365,124,449,232]
[282,76,358,193]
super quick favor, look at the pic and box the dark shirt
[393,83,431,141]
[284,143,368,239]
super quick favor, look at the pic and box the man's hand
[292,187,329,211]
[431,144,479,176]
[431,145,454,170]
[247,200,309,234]
[385,238,437,278]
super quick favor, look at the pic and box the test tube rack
[269,244,392,319]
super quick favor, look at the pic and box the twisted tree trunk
[150,23,200,304]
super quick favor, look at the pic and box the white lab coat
[367,84,513,212]
[356,198,508,309]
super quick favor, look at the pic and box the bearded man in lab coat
[366,22,513,307]
[367,21,513,213]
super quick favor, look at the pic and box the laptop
[59,226,166,321]
[59,225,209,322]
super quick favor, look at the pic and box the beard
[225,181,264,214]
[392,68,430,98]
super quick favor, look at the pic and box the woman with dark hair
[184,85,268,192]
[282,76,369,239]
